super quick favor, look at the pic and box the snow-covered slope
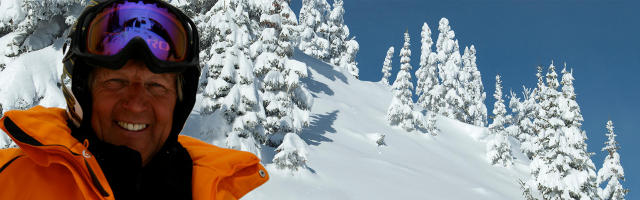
[0,35,530,198]
[239,50,530,199]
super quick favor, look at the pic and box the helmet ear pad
[70,61,95,131]
[169,66,199,141]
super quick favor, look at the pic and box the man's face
[91,60,177,165]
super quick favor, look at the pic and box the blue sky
[292,0,638,197]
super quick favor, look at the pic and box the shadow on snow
[301,110,339,146]
[301,75,333,97]
[293,49,349,85]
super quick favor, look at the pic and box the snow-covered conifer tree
[200,2,238,115]
[597,120,628,200]
[524,63,599,199]
[527,65,547,159]
[0,0,86,110]
[326,0,359,78]
[435,18,463,120]
[559,66,583,126]
[532,65,547,127]
[486,74,513,167]
[461,45,487,126]
[458,46,473,123]
[415,22,440,135]
[416,22,435,107]
[341,39,359,78]
[525,63,565,199]
[168,0,217,16]
[558,66,600,199]
[380,46,394,85]
[199,0,265,157]
[250,0,313,171]
[327,0,346,66]
[508,87,538,160]
[387,30,415,131]
[3,0,86,55]
[0,0,85,66]
[273,132,309,171]
[298,0,331,61]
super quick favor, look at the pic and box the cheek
[91,93,118,138]
[152,97,176,127]
[91,91,117,116]
[151,98,176,143]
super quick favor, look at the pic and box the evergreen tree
[524,63,600,199]
[327,0,359,78]
[250,0,313,171]
[435,18,463,120]
[508,87,538,160]
[168,0,217,16]
[486,74,513,167]
[597,120,628,200]
[558,66,600,199]
[387,30,415,131]
[273,132,309,171]
[415,22,440,135]
[1,0,85,61]
[327,0,345,66]
[199,0,265,157]
[458,46,473,123]
[527,65,547,159]
[416,22,436,108]
[509,66,551,160]
[462,45,487,126]
[525,63,564,199]
[201,1,241,116]
[532,65,547,129]
[0,0,85,110]
[298,0,331,61]
[380,46,394,85]
[341,38,360,78]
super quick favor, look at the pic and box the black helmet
[61,0,200,141]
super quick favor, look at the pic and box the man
[0,0,268,199]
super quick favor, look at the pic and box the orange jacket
[0,106,268,200]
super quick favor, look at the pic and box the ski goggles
[66,0,199,73]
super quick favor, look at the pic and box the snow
[240,49,529,199]
[0,0,25,28]
[0,37,67,148]
[0,38,66,111]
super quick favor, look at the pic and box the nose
[121,82,149,113]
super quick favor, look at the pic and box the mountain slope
[240,50,530,199]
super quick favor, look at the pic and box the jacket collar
[1,106,85,158]
[0,106,113,199]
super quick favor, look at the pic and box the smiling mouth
[116,121,148,131]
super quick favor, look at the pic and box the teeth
[117,121,147,131]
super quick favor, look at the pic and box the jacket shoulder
[0,106,76,148]
[177,135,269,200]
[178,135,261,171]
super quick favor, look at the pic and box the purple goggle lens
[86,1,188,62]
